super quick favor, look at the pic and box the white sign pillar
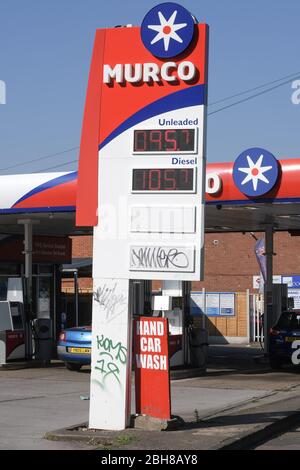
[89,278,132,430]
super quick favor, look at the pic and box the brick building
[65,231,300,294]
[60,231,300,343]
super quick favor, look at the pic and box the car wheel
[65,362,82,371]
[269,357,284,370]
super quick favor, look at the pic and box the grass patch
[95,433,136,450]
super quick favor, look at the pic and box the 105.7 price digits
[132,168,194,191]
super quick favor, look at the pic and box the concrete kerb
[45,409,300,450]
[215,406,300,450]
[205,386,300,450]
[44,416,184,448]
[44,423,137,447]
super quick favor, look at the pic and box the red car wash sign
[134,317,171,420]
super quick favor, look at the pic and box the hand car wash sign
[134,318,171,420]
[76,3,208,430]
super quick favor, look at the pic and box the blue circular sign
[233,148,279,197]
[141,2,195,59]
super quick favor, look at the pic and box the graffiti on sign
[93,334,127,388]
[93,282,128,323]
[130,245,194,272]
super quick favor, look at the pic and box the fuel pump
[0,277,26,364]
[0,276,54,365]
[0,302,26,364]
[151,281,208,369]
[272,283,288,326]
[152,293,185,366]
[31,318,53,364]
[130,280,152,317]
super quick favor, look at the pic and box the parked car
[269,310,300,369]
[57,326,91,371]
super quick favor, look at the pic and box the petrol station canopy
[0,157,300,236]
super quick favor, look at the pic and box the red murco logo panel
[76,24,208,227]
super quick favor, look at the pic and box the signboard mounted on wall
[190,292,235,317]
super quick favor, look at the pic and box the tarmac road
[0,344,299,450]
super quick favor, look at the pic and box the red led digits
[164,169,176,190]
[148,169,161,190]
[182,129,190,145]
[132,168,194,191]
[164,131,177,151]
[134,130,147,152]
[149,131,163,151]
[133,129,195,153]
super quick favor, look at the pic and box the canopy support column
[264,224,274,356]
[18,219,39,358]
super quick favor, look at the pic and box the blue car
[57,326,91,371]
[269,310,300,369]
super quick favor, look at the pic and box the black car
[269,310,300,369]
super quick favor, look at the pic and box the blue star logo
[141,3,195,59]
[233,148,279,197]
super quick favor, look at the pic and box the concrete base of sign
[130,414,184,431]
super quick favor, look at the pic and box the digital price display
[132,168,194,192]
[133,129,196,153]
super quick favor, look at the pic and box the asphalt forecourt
[1,345,300,450]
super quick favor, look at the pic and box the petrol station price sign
[76,2,209,430]
[77,2,208,282]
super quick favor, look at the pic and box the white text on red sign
[103,61,197,84]
[135,320,167,371]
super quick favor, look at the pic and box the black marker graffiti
[93,282,127,322]
[131,246,189,270]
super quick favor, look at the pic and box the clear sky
[0,0,300,174]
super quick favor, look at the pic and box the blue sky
[0,0,299,174]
